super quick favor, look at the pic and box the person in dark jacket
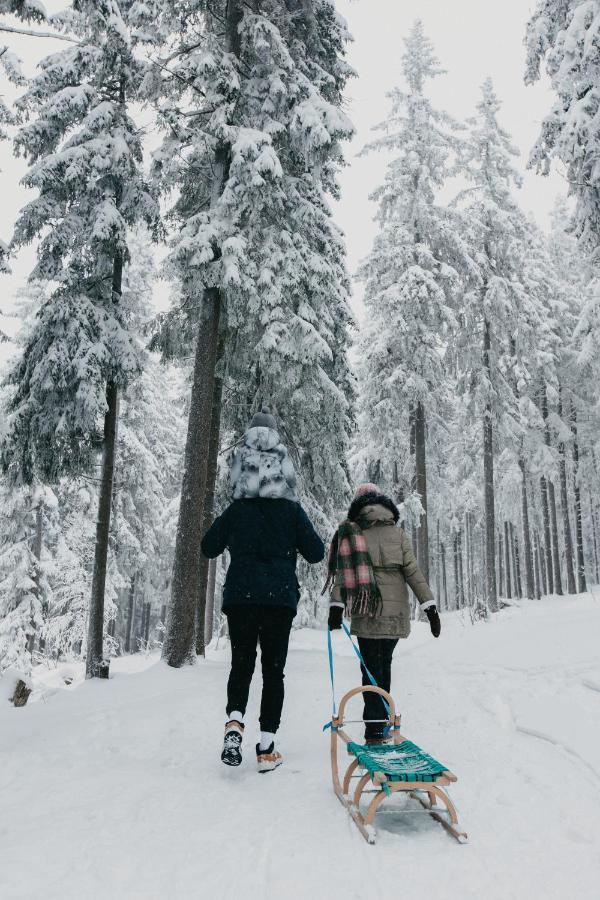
[201,406,324,772]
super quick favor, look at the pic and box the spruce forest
[0,2,598,680]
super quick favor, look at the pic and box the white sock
[227,711,244,725]
[259,731,276,751]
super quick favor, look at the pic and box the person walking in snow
[201,406,325,772]
[325,483,440,744]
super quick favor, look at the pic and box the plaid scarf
[323,520,382,617]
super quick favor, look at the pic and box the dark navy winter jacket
[200,498,325,612]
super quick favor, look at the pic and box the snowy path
[2,595,600,900]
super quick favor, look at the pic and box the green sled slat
[346,740,448,783]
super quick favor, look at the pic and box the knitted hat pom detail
[249,405,278,430]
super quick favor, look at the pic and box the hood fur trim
[347,492,400,524]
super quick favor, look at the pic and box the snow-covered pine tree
[570,268,600,591]
[149,0,355,664]
[0,482,57,674]
[37,359,185,664]
[526,0,600,252]
[112,356,185,651]
[356,20,475,580]
[0,1,38,272]
[433,388,485,611]
[0,1,46,20]
[454,78,529,612]
[1,2,164,676]
[525,4,600,591]
[44,478,98,660]
[508,218,565,601]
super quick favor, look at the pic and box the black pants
[356,636,399,738]
[226,604,295,734]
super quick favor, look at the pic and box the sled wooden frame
[330,685,468,845]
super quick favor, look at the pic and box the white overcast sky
[0,0,563,323]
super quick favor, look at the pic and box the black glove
[425,606,441,638]
[328,606,343,631]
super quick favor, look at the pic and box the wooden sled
[330,685,468,845]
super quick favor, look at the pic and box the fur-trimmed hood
[347,491,400,525]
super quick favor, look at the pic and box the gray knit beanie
[249,405,277,430]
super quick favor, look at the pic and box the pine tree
[512,219,564,599]
[0,483,56,674]
[44,479,99,660]
[356,21,475,579]
[455,79,529,612]
[1,2,164,676]
[526,3,600,592]
[149,1,355,664]
[112,357,186,645]
[0,2,36,272]
[0,1,46,20]
[526,0,600,251]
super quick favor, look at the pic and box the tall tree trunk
[571,407,587,593]
[163,1,241,667]
[540,475,554,595]
[541,384,562,595]
[537,531,548,596]
[85,67,127,679]
[440,541,448,610]
[498,532,504,597]
[413,400,429,580]
[519,463,534,598]
[509,524,517,598]
[457,528,464,608]
[125,575,136,653]
[435,518,441,600]
[482,318,498,611]
[533,534,542,600]
[504,521,512,599]
[465,513,473,607]
[590,499,600,584]
[30,500,44,653]
[478,524,486,605]
[205,557,218,646]
[163,287,222,667]
[558,392,576,594]
[511,522,522,599]
[453,532,459,611]
[548,480,563,595]
[138,602,146,649]
[195,374,223,656]
[143,602,151,645]
[86,372,120,676]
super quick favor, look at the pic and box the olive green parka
[329,502,434,639]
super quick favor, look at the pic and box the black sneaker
[221,721,244,767]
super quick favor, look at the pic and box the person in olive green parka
[327,483,440,742]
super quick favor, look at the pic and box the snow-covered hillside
[2,594,600,900]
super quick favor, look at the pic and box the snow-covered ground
[2,594,600,900]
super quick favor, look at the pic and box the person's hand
[328,606,343,631]
[425,606,441,638]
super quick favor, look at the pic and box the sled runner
[330,685,468,844]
